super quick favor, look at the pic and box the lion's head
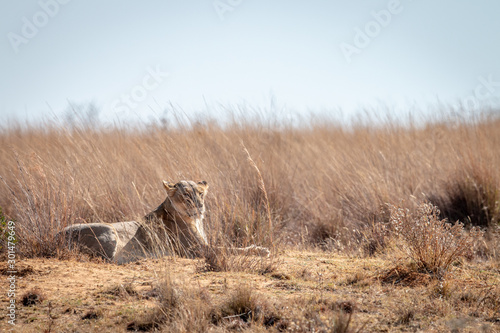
[163,180,208,220]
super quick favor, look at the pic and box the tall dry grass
[0,112,499,258]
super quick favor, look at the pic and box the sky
[1,0,500,125]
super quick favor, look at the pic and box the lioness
[61,180,269,263]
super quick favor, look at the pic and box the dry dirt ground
[1,250,499,332]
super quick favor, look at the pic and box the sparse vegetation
[1,111,500,331]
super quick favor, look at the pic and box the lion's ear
[163,181,176,196]
[197,181,209,192]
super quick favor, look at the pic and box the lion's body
[61,180,269,264]
[61,221,150,264]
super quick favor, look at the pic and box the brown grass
[1,113,499,259]
[4,250,500,332]
[4,112,500,332]
[128,273,365,332]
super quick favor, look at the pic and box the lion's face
[163,180,208,219]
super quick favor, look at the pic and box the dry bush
[389,202,484,274]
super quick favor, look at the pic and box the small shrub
[389,202,483,274]
[21,288,45,306]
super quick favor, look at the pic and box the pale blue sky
[1,0,500,125]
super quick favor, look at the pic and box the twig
[222,310,252,320]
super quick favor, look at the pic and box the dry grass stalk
[242,142,274,246]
